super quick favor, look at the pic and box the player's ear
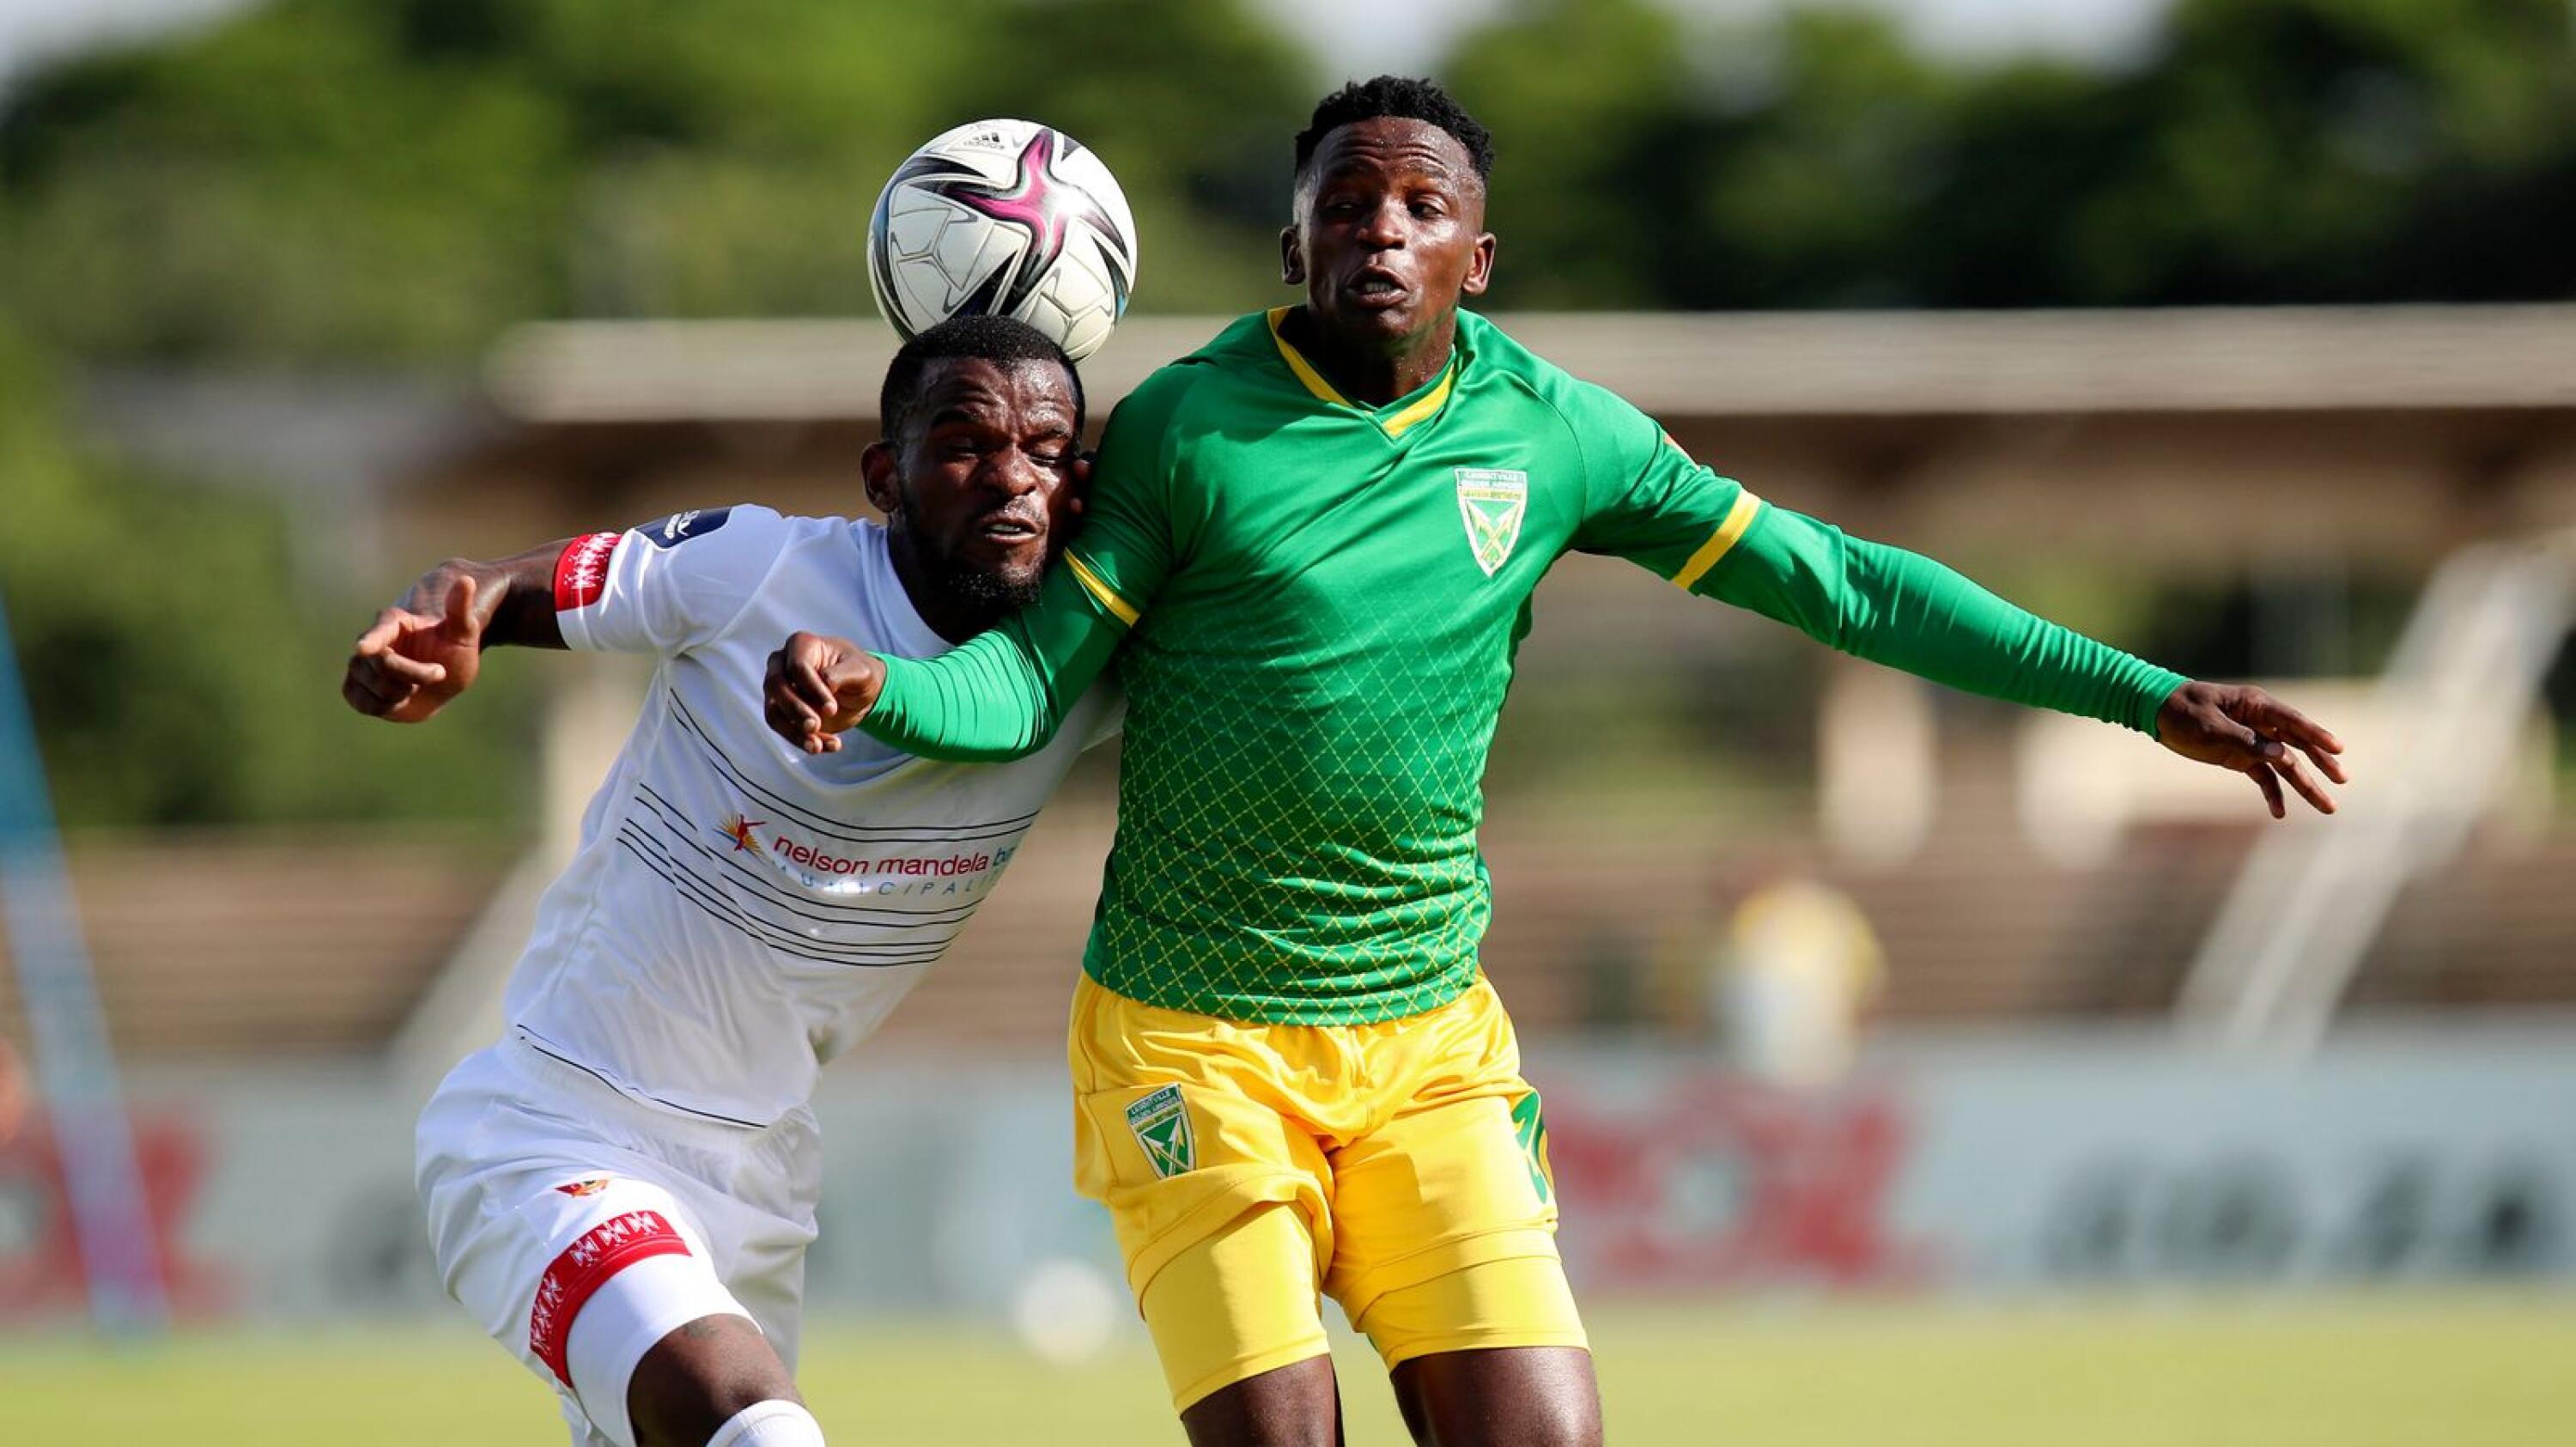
[1461,231,1497,298]
[860,441,902,519]
[1280,226,1305,287]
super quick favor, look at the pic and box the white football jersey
[506,504,1115,1128]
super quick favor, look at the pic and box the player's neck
[886,532,1010,645]
[1287,305,1455,407]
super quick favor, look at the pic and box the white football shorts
[416,1036,823,1447]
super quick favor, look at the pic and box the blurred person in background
[763,76,2352,1447]
[1711,874,1885,1091]
[343,316,1115,1447]
[0,1037,24,1147]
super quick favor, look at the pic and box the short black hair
[878,313,1083,446]
[1292,76,1494,190]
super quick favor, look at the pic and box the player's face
[866,357,1080,605]
[1283,118,1494,349]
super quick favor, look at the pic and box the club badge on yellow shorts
[1125,1084,1196,1178]
[1068,970,1586,1408]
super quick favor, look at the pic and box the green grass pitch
[4,1294,2571,1444]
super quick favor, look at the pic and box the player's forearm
[864,639,1056,761]
[403,543,569,650]
[861,574,1123,760]
[1714,508,2185,733]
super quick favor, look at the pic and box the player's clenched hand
[343,572,485,724]
[764,632,886,754]
[2154,680,2348,819]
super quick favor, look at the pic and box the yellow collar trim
[1380,365,1456,438]
[1267,306,1347,406]
[1264,306,1457,439]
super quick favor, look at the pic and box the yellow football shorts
[1069,971,1588,1412]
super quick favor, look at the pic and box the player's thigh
[1334,1061,1595,1445]
[622,1107,822,1444]
[1070,976,1344,1413]
[1324,1006,1574,1362]
[1068,974,1337,1300]
[1327,1119,1577,1365]
[1356,1240,1597,1445]
[1146,1201,1344,1436]
[700,1103,823,1373]
[541,1172,815,1447]
[422,1150,762,1447]
[532,1183,770,1447]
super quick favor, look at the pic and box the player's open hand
[344,572,485,723]
[2154,680,2348,819]
[764,631,886,754]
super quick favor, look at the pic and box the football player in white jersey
[343,316,1114,1447]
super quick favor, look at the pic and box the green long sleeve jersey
[864,308,2187,1024]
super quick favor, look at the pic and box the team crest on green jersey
[1125,1085,1196,1178]
[1454,468,1529,576]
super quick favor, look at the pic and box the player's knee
[1387,1344,1601,1447]
[1178,1356,1343,1447]
[703,1399,825,1447]
[626,1313,801,1447]
[1402,1389,1597,1447]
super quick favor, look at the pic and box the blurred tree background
[2,0,2573,826]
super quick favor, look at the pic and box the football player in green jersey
[765,77,2346,1447]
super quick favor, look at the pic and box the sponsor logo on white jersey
[711,809,1012,896]
[642,507,732,549]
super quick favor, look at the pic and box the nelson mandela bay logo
[702,808,1008,898]
[1454,468,1528,576]
[1125,1085,1196,1179]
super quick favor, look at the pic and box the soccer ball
[867,119,1140,362]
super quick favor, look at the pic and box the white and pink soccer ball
[867,119,1140,362]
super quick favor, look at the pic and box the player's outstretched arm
[342,543,569,724]
[1572,391,2348,819]
[1701,508,2348,818]
[2152,679,2346,818]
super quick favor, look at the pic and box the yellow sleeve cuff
[1670,491,1765,592]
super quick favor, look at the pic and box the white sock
[706,1400,825,1447]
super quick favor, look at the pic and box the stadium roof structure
[484,304,2576,425]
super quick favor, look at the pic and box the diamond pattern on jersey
[1086,614,1504,1024]
[1068,312,1589,1027]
